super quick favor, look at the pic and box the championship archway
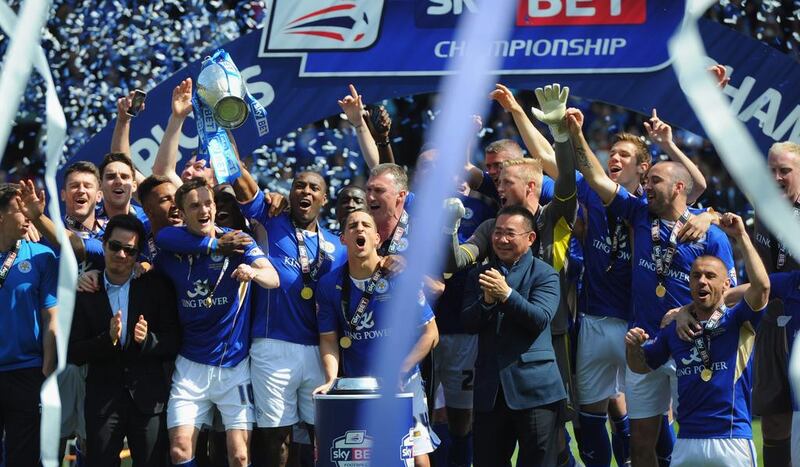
[63,0,800,184]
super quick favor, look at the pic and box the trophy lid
[328,377,380,395]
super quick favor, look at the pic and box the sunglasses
[107,240,139,257]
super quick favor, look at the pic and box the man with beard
[569,109,736,467]
[626,212,768,467]
[0,183,58,466]
[155,178,279,467]
[315,209,439,467]
[571,107,709,467]
[747,141,800,467]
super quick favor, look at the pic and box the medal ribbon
[0,240,20,289]
[651,209,691,290]
[64,215,100,239]
[774,205,800,270]
[378,210,409,256]
[690,306,724,376]
[293,221,326,287]
[340,263,385,331]
[187,254,230,307]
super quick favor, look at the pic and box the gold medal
[339,336,352,348]
[203,297,214,308]
[700,368,712,382]
[301,286,314,300]
[655,283,666,298]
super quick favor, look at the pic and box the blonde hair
[485,139,524,159]
[501,158,543,190]
[614,132,650,166]
[769,141,800,159]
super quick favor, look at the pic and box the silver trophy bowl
[196,61,249,129]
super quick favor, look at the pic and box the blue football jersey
[241,191,347,345]
[155,226,265,367]
[766,271,800,410]
[643,300,761,439]
[317,266,435,377]
[0,241,58,372]
[608,186,736,336]
[576,177,634,322]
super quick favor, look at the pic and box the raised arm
[364,104,395,164]
[152,78,192,187]
[111,92,147,185]
[644,109,706,204]
[18,180,86,260]
[567,108,618,205]
[718,213,770,310]
[338,84,380,170]
[490,84,558,178]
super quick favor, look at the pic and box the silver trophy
[196,58,249,129]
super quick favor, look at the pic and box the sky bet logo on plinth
[330,430,373,467]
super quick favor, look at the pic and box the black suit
[462,250,565,467]
[69,271,180,467]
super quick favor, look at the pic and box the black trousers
[0,367,44,467]
[85,391,168,467]
[473,389,562,467]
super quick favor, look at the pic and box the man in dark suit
[462,205,565,467]
[69,214,180,467]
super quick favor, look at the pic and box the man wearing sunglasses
[69,213,180,466]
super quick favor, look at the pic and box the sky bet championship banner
[63,0,800,182]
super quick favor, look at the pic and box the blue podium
[314,378,414,467]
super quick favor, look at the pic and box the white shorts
[58,363,87,439]
[250,338,324,428]
[625,357,678,419]
[433,334,478,410]
[403,372,441,456]
[167,355,254,431]
[671,438,757,466]
[576,314,627,405]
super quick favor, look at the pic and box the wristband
[376,140,390,147]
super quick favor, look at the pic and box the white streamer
[668,4,800,403]
[0,2,76,466]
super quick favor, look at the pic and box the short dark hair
[0,183,19,211]
[496,205,537,232]
[99,153,136,179]
[175,178,213,211]
[137,174,173,204]
[64,161,101,185]
[103,213,147,253]
[342,207,372,228]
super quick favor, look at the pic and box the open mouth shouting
[168,206,182,224]
[608,165,623,178]
[196,214,212,230]
[355,234,367,249]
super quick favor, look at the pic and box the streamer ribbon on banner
[193,49,269,184]
[0,1,76,466]
[668,3,800,402]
